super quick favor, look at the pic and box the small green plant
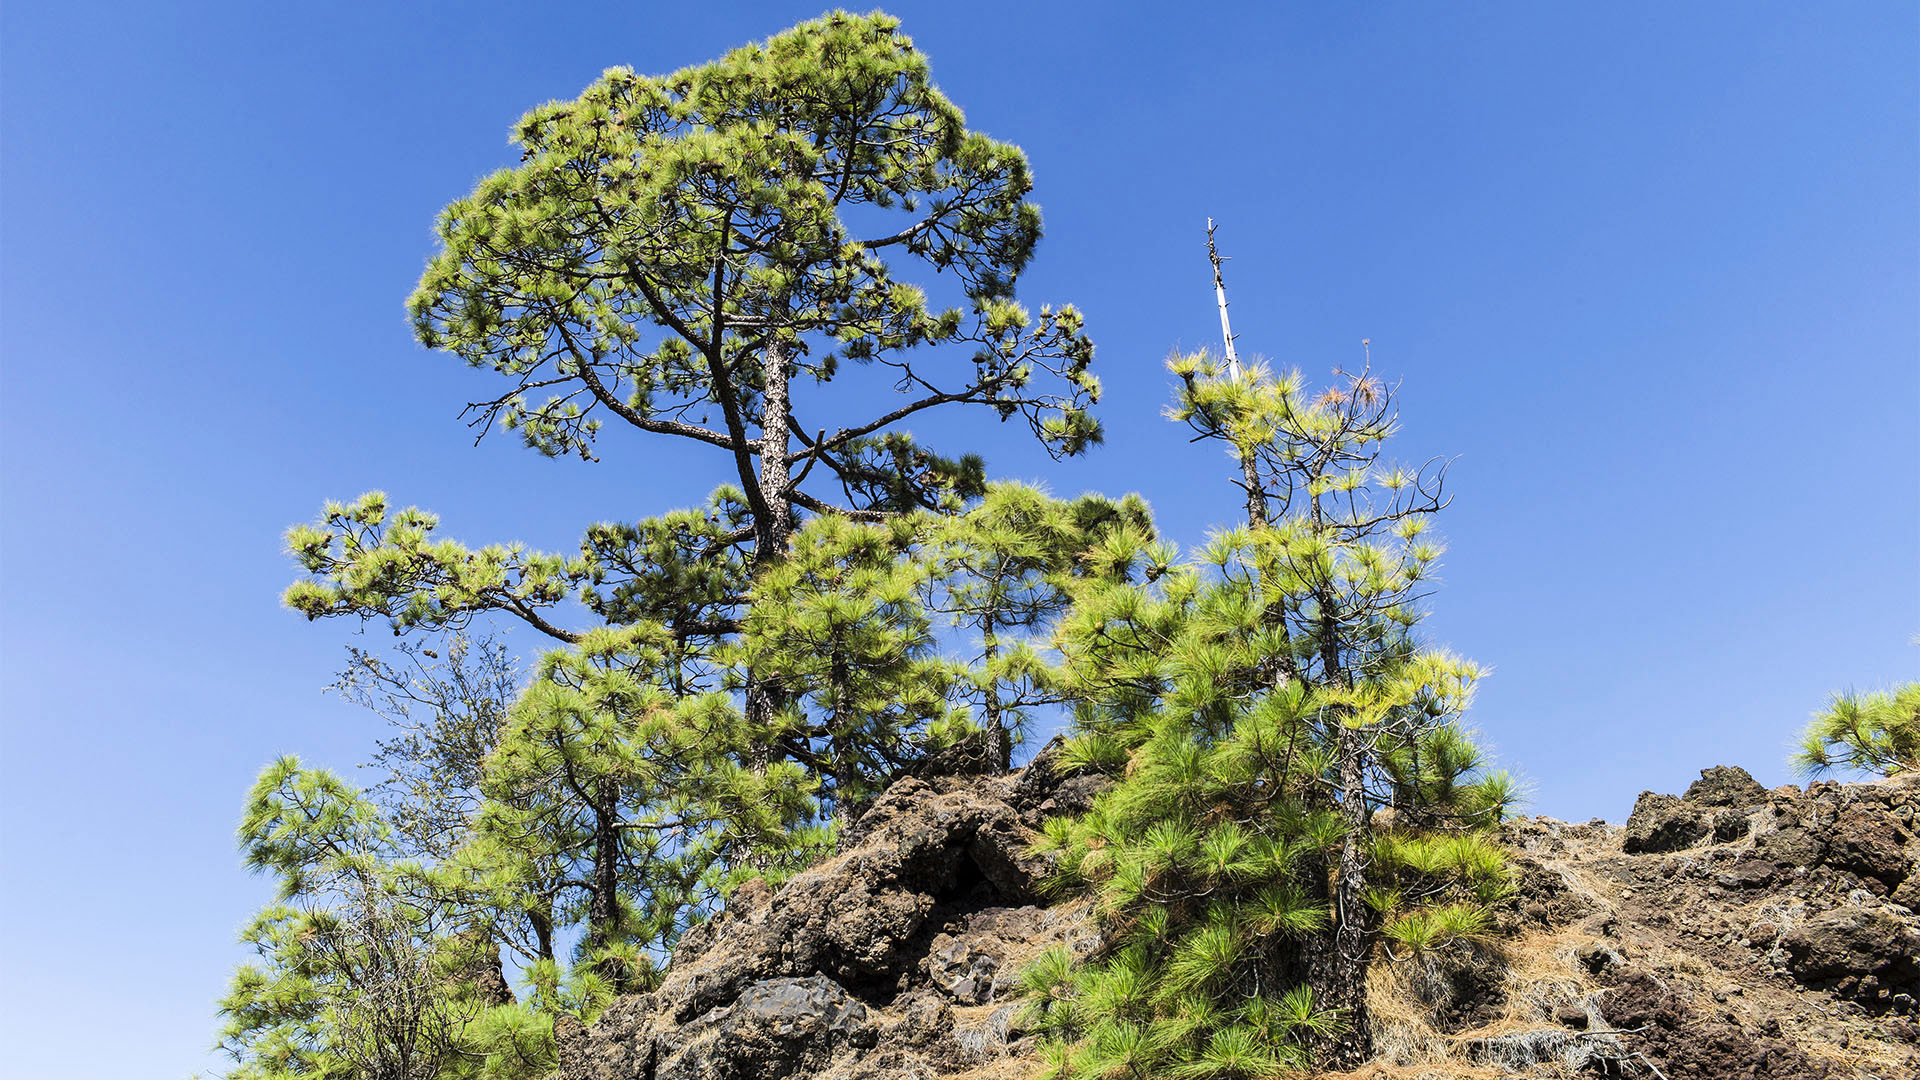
[1793,681,1920,777]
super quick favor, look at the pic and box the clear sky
[2,3,1914,1076]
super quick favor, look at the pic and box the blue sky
[2,4,1914,1076]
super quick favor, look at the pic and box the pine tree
[1026,347,1515,1075]
[734,512,959,818]
[1794,680,1920,777]
[472,625,815,994]
[216,759,553,1080]
[923,483,1155,771]
[406,11,1100,565]
[283,8,1099,777]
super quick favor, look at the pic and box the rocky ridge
[554,751,1919,1079]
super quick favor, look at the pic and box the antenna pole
[1207,218,1240,381]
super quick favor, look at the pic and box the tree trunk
[755,336,794,562]
[587,780,627,992]
[1323,715,1375,1068]
[827,653,867,827]
[981,616,1012,773]
[532,907,555,964]
[1311,526,1374,1068]
[1241,452,1268,529]
[745,335,796,762]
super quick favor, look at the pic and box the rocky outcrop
[556,740,1103,1080]
[1475,765,1920,1080]
[1621,791,1712,853]
[1621,764,1775,853]
[558,759,1920,1080]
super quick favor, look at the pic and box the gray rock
[926,933,1002,1004]
[654,977,874,1080]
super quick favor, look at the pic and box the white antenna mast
[1207,218,1240,381]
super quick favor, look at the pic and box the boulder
[1781,907,1920,1005]
[652,977,874,1080]
[1684,765,1771,808]
[1827,805,1912,891]
[1623,792,1708,853]
[926,933,1002,1005]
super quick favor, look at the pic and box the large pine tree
[258,10,1112,1045]
[284,9,1100,772]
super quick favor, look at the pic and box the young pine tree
[1027,351,1515,1075]
[734,512,960,820]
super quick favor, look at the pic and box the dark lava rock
[1709,806,1752,842]
[556,758,1106,1079]
[1006,735,1108,831]
[1781,907,1920,1006]
[649,776,1053,1025]
[1624,791,1708,853]
[1601,968,1837,1078]
[1828,805,1912,890]
[926,933,1002,1005]
[1752,814,1827,868]
[1685,765,1771,808]
[553,761,1920,1079]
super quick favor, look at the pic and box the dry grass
[941,1058,1040,1080]
[1794,1020,1917,1079]
[1361,924,1627,1080]
[1313,1064,1508,1080]
[995,897,1096,979]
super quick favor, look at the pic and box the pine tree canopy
[408,10,1099,557]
